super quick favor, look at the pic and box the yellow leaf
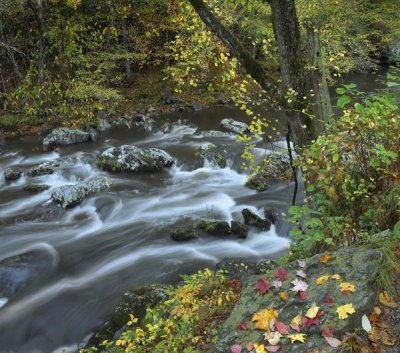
[339,282,356,294]
[305,306,320,319]
[264,331,282,345]
[336,304,356,319]
[278,292,289,302]
[319,254,332,263]
[217,297,222,306]
[288,333,307,343]
[254,343,267,353]
[252,308,279,331]
[316,275,330,285]
[291,315,301,325]
[331,274,342,281]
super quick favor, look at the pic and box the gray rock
[51,176,113,208]
[134,114,156,133]
[198,143,229,168]
[170,229,199,242]
[242,209,271,230]
[88,285,168,346]
[215,247,383,353]
[191,102,203,112]
[111,116,132,128]
[388,39,400,64]
[27,156,87,177]
[220,118,249,135]
[197,220,231,235]
[231,221,249,239]
[196,130,230,137]
[0,130,5,146]
[217,95,231,105]
[4,167,22,181]
[43,128,93,151]
[246,151,292,191]
[216,258,257,278]
[97,145,174,173]
[97,118,111,131]
[23,184,50,193]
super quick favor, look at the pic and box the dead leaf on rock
[382,332,396,346]
[319,254,332,264]
[379,291,398,308]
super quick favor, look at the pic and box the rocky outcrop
[43,128,95,151]
[246,151,292,191]
[4,167,22,181]
[51,176,113,208]
[97,145,174,173]
[23,184,50,192]
[215,247,383,353]
[220,118,249,135]
[198,143,229,168]
[88,285,168,346]
[242,209,271,230]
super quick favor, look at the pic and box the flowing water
[0,107,296,353]
[0,67,396,353]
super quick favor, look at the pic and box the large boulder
[43,128,94,151]
[215,247,383,353]
[88,285,168,346]
[246,151,292,191]
[220,118,249,135]
[97,145,174,173]
[242,209,271,230]
[51,175,113,208]
[4,167,22,181]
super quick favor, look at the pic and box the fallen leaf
[316,275,329,285]
[319,254,332,264]
[340,282,356,295]
[323,295,334,304]
[290,323,300,332]
[288,333,307,343]
[324,336,342,347]
[278,291,288,302]
[306,311,324,326]
[246,342,254,352]
[239,322,249,330]
[275,321,289,335]
[256,278,270,295]
[254,343,267,353]
[337,303,356,319]
[231,344,242,353]
[368,327,380,343]
[291,315,301,326]
[368,312,379,322]
[379,291,398,308]
[321,326,334,337]
[275,268,288,281]
[291,279,308,292]
[373,306,381,315]
[272,280,282,289]
[264,332,282,345]
[297,290,308,300]
[331,274,341,281]
[265,346,280,352]
[361,315,372,333]
[252,309,279,331]
[297,260,306,268]
[306,306,320,319]
[296,270,307,279]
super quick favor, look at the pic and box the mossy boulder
[242,209,271,230]
[246,151,292,192]
[170,229,199,242]
[231,221,249,239]
[220,118,249,135]
[197,220,231,235]
[23,183,50,192]
[198,143,229,168]
[43,127,94,151]
[97,145,174,173]
[215,247,383,353]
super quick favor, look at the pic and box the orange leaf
[278,292,289,302]
[319,254,332,264]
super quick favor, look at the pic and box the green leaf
[387,81,400,87]
[306,185,315,192]
[337,95,351,108]
[335,87,346,95]
[369,158,380,167]
[394,220,400,239]
[343,83,357,90]
[332,153,339,163]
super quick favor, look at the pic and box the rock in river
[4,167,22,181]
[51,175,113,208]
[241,208,271,230]
[43,127,95,151]
[97,145,174,173]
[220,118,249,135]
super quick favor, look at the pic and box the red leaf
[297,290,308,300]
[321,326,335,338]
[300,316,308,326]
[275,321,289,335]
[275,268,288,281]
[266,346,281,352]
[239,322,249,330]
[255,277,270,294]
[246,342,254,352]
[230,344,242,353]
[323,295,334,304]
[306,310,324,326]
[290,323,300,332]
[324,336,342,347]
